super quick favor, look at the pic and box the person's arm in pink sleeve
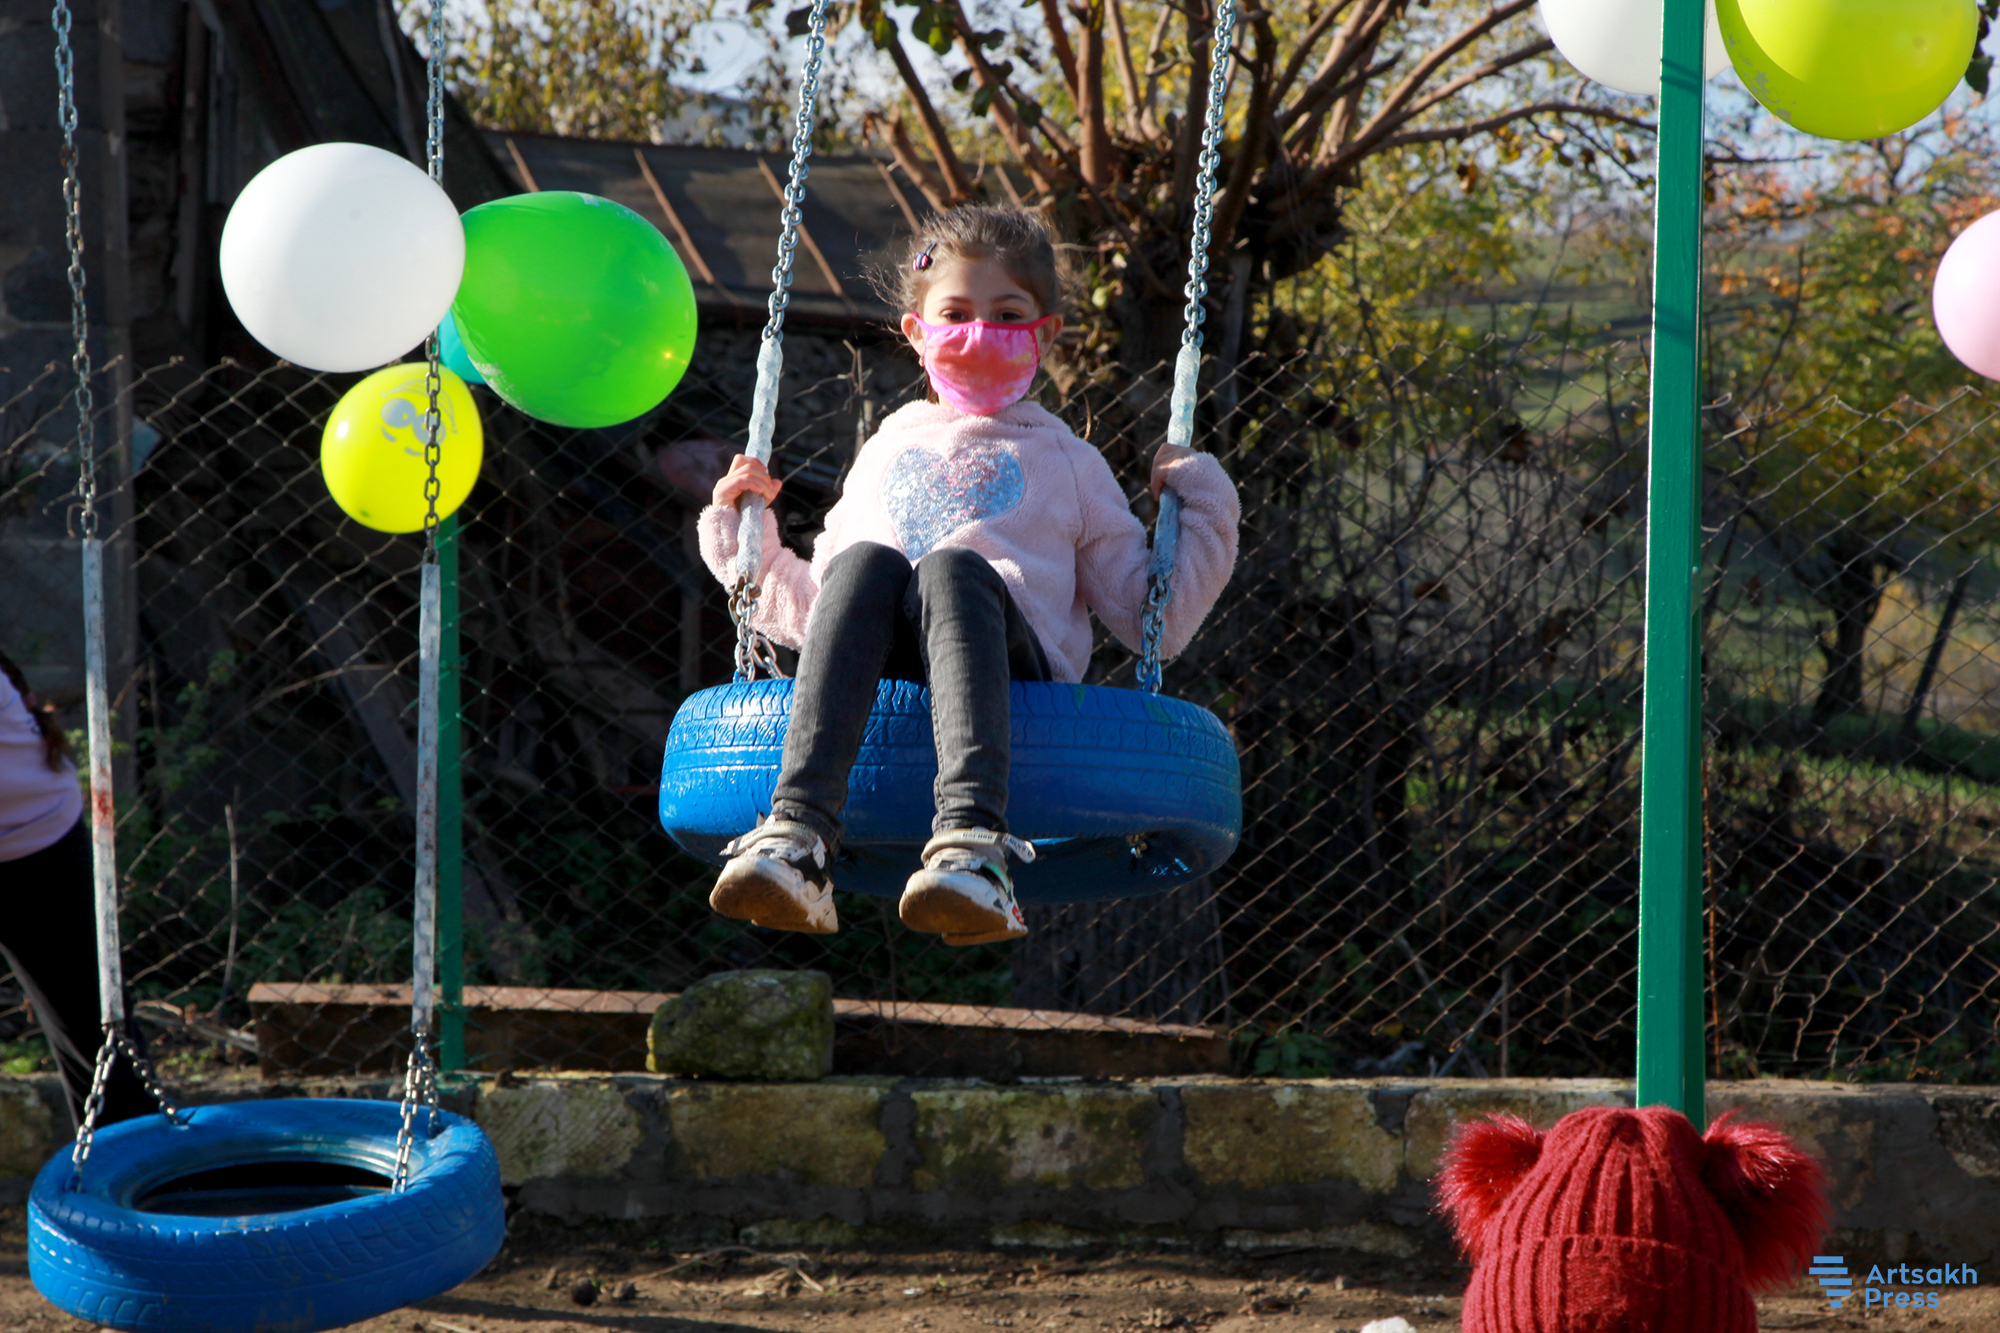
[695,502,820,652]
[1072,445,1239,661]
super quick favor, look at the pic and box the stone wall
[3,1074,1996,1270]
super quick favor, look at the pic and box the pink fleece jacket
[698,399,1239,683]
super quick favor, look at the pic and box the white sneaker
[899,828,1034,946]
[711,818,838,934]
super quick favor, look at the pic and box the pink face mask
[913,316,1056,415]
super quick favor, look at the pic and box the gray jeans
[771,542,1052,852]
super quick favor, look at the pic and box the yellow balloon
[321,364,484,533]
[1717,0,1976,141]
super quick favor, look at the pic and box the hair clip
[911,241,938,272]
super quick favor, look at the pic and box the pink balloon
[1934,211,2000,380]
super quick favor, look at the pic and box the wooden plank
[249,982,1231,1078]
[635,147,729,294]
[874,158,922,232]
[504,137,541,192]
[754,156,859,316]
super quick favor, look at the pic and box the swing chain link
[762,0,833,343]
[1138,0,1235,691]
[419,0,447,562]
[392,1026,441,1193]
[1179,0,1235,350]
[1136,575,1173,694]
[70,1027,189,1190]
[51,0,96,540]
[394,0,450,1186]
[729,579,783,683]
[728,0,832,675]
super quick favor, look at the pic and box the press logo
[1817,1260,1982,1311]
[1809,1257,1851,1309]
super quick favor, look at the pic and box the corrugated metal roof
[485,130,931,329]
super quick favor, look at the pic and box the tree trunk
[1899,564,1972,745]
[1808,536,1889,728]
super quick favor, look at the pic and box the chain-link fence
[4,318,1998,1084]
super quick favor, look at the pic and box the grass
[0,1037,50,1076]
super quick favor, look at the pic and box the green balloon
[1716,0,1976,142]
[453,192,698,428]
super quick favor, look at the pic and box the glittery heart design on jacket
[883,443,1026,559]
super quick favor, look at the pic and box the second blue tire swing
[28,0,504,1314]
[658,0,1244,902]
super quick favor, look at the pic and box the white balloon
[220,143,464,373]
[1539,0,1731,97]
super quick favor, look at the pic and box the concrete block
[1182,1082,1400,1194]
[0,1079,58,1179]
[911,1084,1156,1192]
[667,1080,887,1188]
[1712,1082,2000,1268]
[1402,1080,1629,1181]
[1933,1091,2000,1181]
[649,969,833,1081]
[479,1081,645,1185]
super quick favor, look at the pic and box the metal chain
[729,583,783,682]
[53,0,191,1196]
[419,0,447,561]
[761,0,832,343]
[1138,0,1235,691]
[1135,572,1174,694]
[392,1029,441,1192]
[1178,0,1236,352]
[70,1027,189,1188]
[730,0,834,679]
[394,0,450,1193]
[52,0,95,538]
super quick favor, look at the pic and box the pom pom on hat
[1435,1105,1830,1333]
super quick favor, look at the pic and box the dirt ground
[1,1209,1995,1332]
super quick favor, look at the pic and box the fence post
[1638,0,1707,1123]
[438,512,466,1073]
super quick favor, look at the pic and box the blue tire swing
[657,0,1244,903]
[27,5,503,1326]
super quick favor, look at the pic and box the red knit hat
[1436,1106,1830,1333]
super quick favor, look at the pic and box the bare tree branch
[942,0,1067,192]
[1328,99,1653,182]
[1209,8,1279,261]
[1073,0,1118,186]
[880,33,977,202]
[1037,0,1083,105]
[1105,0,1160,144]
[1274,0,1406,142]
[1137,2,1175,123]
[1266,0,1363,116]
[1171,0,1213,221]
[1284,52,1402,162]
[1331,0,1541,157]
[869,111,956,211]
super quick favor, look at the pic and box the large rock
[648,970,834,1081]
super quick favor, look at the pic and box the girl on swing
[698,205,1238,945]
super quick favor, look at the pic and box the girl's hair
[0,648,73,773]
[891,205,1070,318]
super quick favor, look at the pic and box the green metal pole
[438,512,467,1073]
[1636,0,1708,1124]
